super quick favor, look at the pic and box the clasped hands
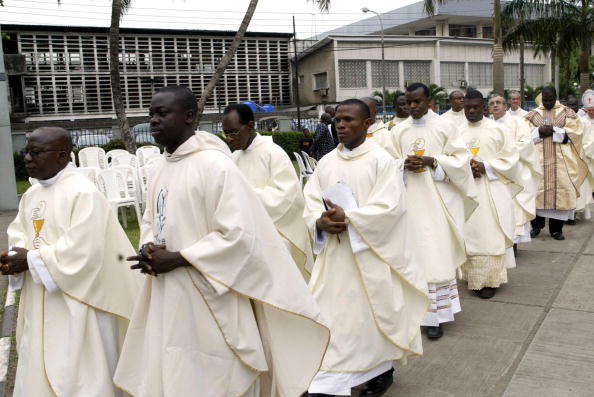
[0,247,29,276]
[127,243,190,276]
[470,158,486,178]
[404,155,435,172]
[538,125,554,138]
[316,199,348,235]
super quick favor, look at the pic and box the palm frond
[422,0,447,16]
[307,0,330,12]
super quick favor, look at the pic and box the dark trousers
[531,215,564,235]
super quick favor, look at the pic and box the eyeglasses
[24,149,65,157]
[222,130,240,138]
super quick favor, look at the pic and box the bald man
[2,127,140,396]
[361,97,386,138]
[441,90,466,124]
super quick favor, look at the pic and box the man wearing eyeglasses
[223,103,314,281]
[1,126,140,396]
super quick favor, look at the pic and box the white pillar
[0,25,19,210]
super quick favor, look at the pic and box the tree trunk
[196,0,259,124]
[564,55,571,98]
[109,0,135,152]
[492,0,504,95]
[579,45,590,93]
[551,47,557,93]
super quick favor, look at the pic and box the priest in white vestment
[489,94,542,249]
[114,87,329,397]
[441,90,466,124]
[576,90,594,219]
[525,87,588,240]
[303,98,428,397]
[386,92,410,130]
[224,104,314,280]
[382,83,478,339]
[361,97,386,138]
[2,127,140,397]
[458,90,523,299]
[507,90,528,118]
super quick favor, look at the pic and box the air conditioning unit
[459,79,468,88]
[314,87,329,97]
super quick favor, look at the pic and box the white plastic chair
[70,152,77,166]
[106,149,129,163]
[76,167,100,189]
[136,146,161,166]
[110,164,140,199]
[293,152,313,185]
[143,154,162,165]
[110,153,137,168]
[301,151,316,172]
[78,147,107,169]
[137,162,157,210]
[97,168,142,228]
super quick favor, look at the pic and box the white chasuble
[441,108,466,125]
[303,139,428,375]
[459,118,522,288]
[233,134,314,279]
[385,110,478,284]
[7,167,141,397]
[577,117,594,217]
[114,132,329,397]
[495,114,543,240]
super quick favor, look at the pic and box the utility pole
[293,16,301,131]
[362,7,386,120]
[0,25,19,211]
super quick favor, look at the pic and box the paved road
[0,211,592,396]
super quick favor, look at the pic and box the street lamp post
[362,7,386,122]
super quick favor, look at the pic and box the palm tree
[428,83,448,107]
[423,0,505,95]
[373,89,402,107]
[196,0,331,124]
[503,0,594,94]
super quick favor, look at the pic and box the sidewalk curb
[0,287,17,397]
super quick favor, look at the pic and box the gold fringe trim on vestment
[459,255,507,290]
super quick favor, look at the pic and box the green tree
[428,83,447,107]
[423,0,505,95]
[372,89,402,107]
[503,0,594,94]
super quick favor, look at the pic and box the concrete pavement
[0,211,592,396]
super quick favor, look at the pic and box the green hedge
[215,131,303,160]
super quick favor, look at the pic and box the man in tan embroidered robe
[2,127,140,397]
[525,86,588,240]
[386,92,410,130]
[459,90,523,299]
[224,103,314,280]
[488,94,542,249]
[114,86,329,397]
[303,99,428,396]
[382,82,478,339]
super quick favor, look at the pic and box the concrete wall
[297,42,336,105]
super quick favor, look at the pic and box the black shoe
[566,219,576,225]
[426,325,443,339]
[513,243,518,257]
[361,368,394,397]
[551,232,565,240]
[302,393,334,397]
[479,287,496,299]
[530,228,541,238]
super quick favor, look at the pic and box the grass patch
[122,211,141,249]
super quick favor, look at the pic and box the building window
[504,64,520,88]
[371,61,399,88]
[339,60,367,88]
[403,61,431,86]
[441,62,465,88]
[449,24,477,38]
[415,27,436,36]
[468,62,493,87]
[25,87,36,105]
[70,86,84,103]
[482,26,494,39]
[525,64,545,87]
[313,72,329,90]
[298,75,304,85]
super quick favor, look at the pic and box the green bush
[13,150,27,180]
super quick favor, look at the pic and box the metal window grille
[504,64,520,88]
[314,72,329,90]
[338,60,367,88]
[440,62,465,87]
[468,62,493,88]
[371,61,399,88]
[525,64,545,88]
[403,61,431,85]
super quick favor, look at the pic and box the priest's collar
[411,111,430,126]
[467,118,484,127]
[38,167,67,187]
[244,133,260,152]
[337,138,375,160]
